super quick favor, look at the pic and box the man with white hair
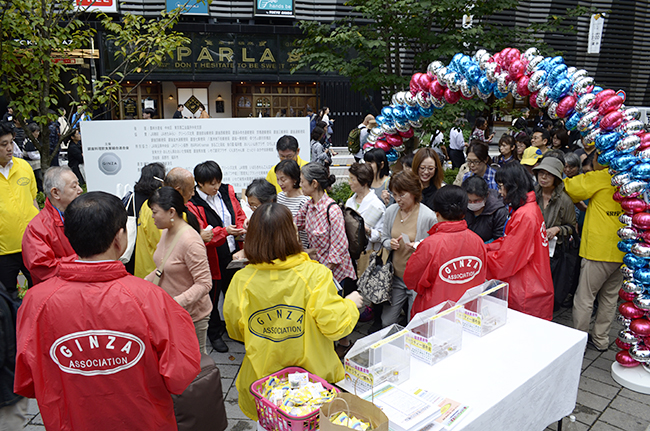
[22,166,82,285]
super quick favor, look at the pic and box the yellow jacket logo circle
[249,305,305,342]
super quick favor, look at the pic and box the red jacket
[486,191,554,320]
[21,198,77,285]
[14,260,201,431]
[187,184,246,280]
[405,220,487,317]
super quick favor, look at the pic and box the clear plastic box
[343,324,410,394]
[455,280,509,337]
[405,300,464,365]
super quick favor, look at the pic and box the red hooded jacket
[486,191,554,320]
[14,260,201,431]
[405,220,487,317]
[21,198,77,285]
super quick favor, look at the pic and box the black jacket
[421,183,439,212]
[67,141,85,184]
[0,288,21,408]
[465,189,509,242]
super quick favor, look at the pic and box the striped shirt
[277,192,310,249]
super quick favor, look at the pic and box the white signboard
[588,14,605,54]
[80,117,310,197]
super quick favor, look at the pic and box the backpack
[326,202,369,261]
[347,127,362,155]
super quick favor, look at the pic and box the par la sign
[80,117,310,197]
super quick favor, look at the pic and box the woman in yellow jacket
[225,203,362,420]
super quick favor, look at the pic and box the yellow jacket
[134,200,161,278]
[266,155,309,193]
[563,168,624,263]
[0,158,38,255]
[225,252,359,419]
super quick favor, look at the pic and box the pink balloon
[428,80,445,99]
[375,140,390,152]
[622,198,647,214]
[616,350,641,367]
[398,129,414,138]
[556,95,577,118]
[598,95,624,116]
[613,191,625,202]
[529,91,539,109]
[641,133,650,144]
[385,134,403,147]
[508,60,526,80]
[620,290,637,302]
[492,52,502,66]
[362,142,374,150]
[630,318,650,337]
[620,301,646,319]
[594,89,617,107]
[633,212,650,230]
[417,74,433,92]
[641,231,650,243]
[616,338,632,350]
[600,110,624,131]
[517,76,531,97]
[505,48,521,66]
[410,73,424,93]
[444,88,461,104]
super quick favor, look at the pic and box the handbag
[152,225,191,286]
[119,193,137,264]
[550,226,581,306]
[320,393,389,431]
[357,249,393,305]
[172,353,228,431]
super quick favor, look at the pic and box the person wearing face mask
[461,176,508,243]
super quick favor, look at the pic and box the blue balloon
[632,163,650,181]
[466,65,482,85]
[478,76,495,95]
[381,107,393,119]
[549,56,565,67]
[595,132,621,152]
[597,149,617,166]
[634,268,650,285]
[493,88,509,99]
[392,105,406,122]
[592,86,603,95]
[405,106,420,122]
[619,240,638,253]
[418,105,434,118]
[375,115,386,125]
[565,112,583,131]
[610,154,639,172]
[624,253,647,269]
[386,149,399,162]
[536,58,551,72]
[548,64,568,87]
[549,78,572,101]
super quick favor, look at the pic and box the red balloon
[630,318,650,337]
[632,212,650,230]
[600,111,624,131]
[616,350,641,367]
[529,91,539,109]
[362,142,374,150]
[385,134,403,147]
[429,80,445,99]
[621,198,647,214]
[594,89,617,107]
[556,95,577,118]
[398,129,414,139]
[612,191,625,202]
[616,338,632,350]
[620,290,637,302]
[619,301,646,319]
[444,88,461,104]
[641,133,650,144]
[641,231,650,243]
[505,48,521,66]
[492,52,502,66]
[517,76,531,97]
[417,74,433,93]
[598,95,624,116]
[375,140,391,152]
[410,73,423,93]
[508,60,526,80]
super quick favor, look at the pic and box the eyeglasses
[418,166,436,173]
[394,192,410,201]
[466,159,483,166]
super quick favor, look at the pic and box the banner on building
[81,117,310,196]
[166,0,209,16]
[588,14,605,54]
[254,0,294,17]
[75,0,118,13]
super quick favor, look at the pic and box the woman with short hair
[463,142,498,190]
[275,159,310,248]
[486,163,554,320]
[461,175,508,243]
[225,203,362,420]
[245,178,277,211]
[411,148,445,211]
[346,163,386,251]
[380,170,437,327]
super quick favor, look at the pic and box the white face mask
[468,201,486,212]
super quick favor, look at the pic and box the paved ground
[21,304,650,431]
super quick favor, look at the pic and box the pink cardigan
[146,227,213,322]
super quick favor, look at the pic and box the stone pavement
[21,306,650,431]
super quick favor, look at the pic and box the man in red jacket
[22,167,82,285]
[14,192,201,431]
[405,185,487,316]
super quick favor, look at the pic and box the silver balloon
[416,91,431,109]
[576,93,596,113]
[427,61,444,78]
[566,66,577,79]
[612,172,632,187]
[523,47,539,61]
[638,149,650,161]
[621,265,636,278]
[528,70,546,92]
[536,86,551,108]
[381,122,396,135]
[394,144,406,152]
[478,52,492,70]
[409,119,423,128]
[431,97,446,109]
[617,135,641,153]
[583,127,601,145]
[620,181,649,197]
[630,345,650,363]
[625,107,641,120]
[526,55,544,73]
[485,63,498,83]
[460,79,474,98]
[391,94,399,106]
[633,294,650,310]
[366,134,378,145]
[618,226,639,240]
[577,111,598,131]
[623,120,644,134]
[616,314,632,327]
[436,66,448,85]
[446,72,460,92]
[547,101,560,120]
[369,126,382,138]
[573,76,595,95]
[474,49,488,63]
[622,280,644,294]
[477,90,491,101]
[632,243,650,258]
[404,91,417,107]
[571,69,588,83]
[511,84,524,100]
[618,329,640,345]
[394,92,406,106]
[497,72,509,93]
[394,121,410,133]
[620,214,633,226]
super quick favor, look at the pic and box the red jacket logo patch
[49,330,145,376]
[438,256,483,284]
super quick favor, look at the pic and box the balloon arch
[363,47,650,371]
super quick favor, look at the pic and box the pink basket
[250,366,340,431]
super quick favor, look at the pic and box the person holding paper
[486,163,554,320]
[404,185,487,316]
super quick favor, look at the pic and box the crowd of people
[0,104,625,428]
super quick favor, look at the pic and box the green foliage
[36,191,46,210]
[329,181,352,204]
[0,0,193,168]
[444,168,459,186]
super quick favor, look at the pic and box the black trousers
[449,149,466,169]
[207,253,237,342]
[0,253,32,300]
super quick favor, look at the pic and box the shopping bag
[357,249,393,305]
[550,226,580,306]
[320,392,389,431]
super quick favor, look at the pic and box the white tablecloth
[338,310,587,431]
